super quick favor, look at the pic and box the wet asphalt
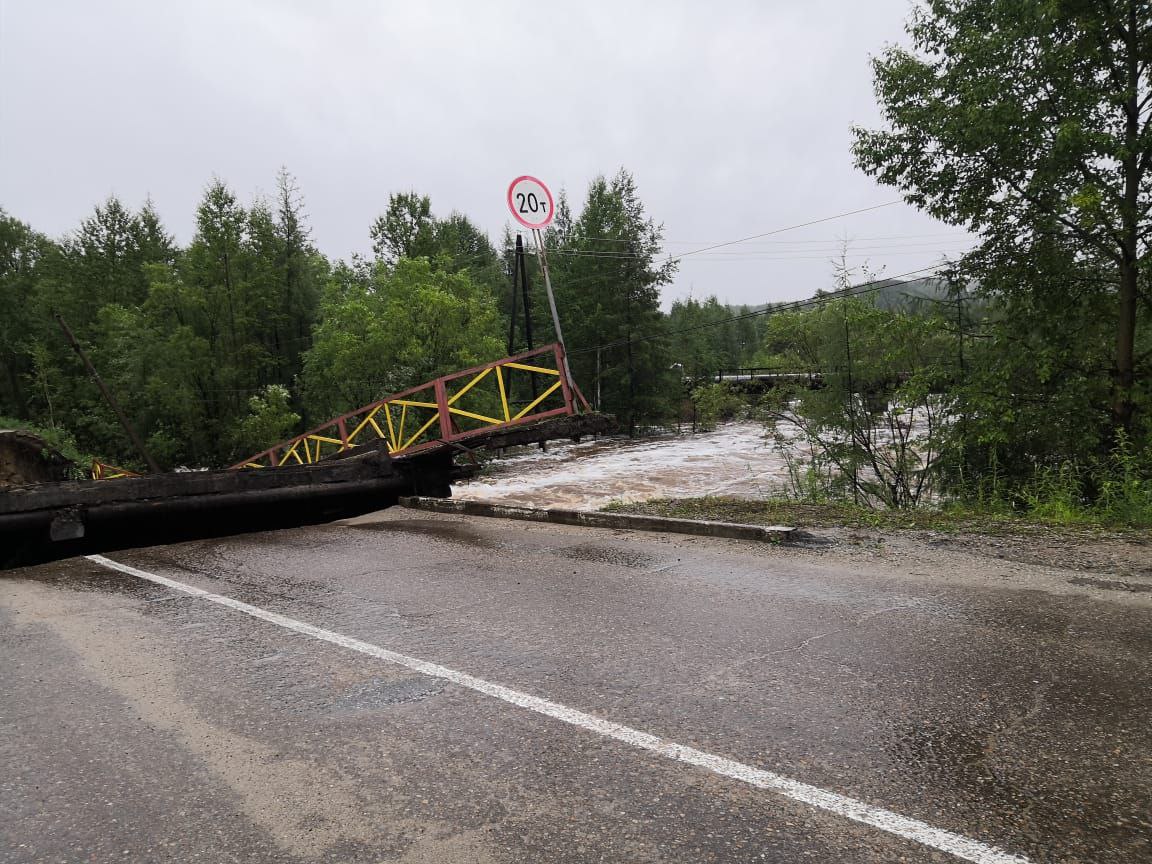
[1,510,1150,863]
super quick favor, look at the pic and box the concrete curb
[398,496,796,543]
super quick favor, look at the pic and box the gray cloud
[0,0,970,306]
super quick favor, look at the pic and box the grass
[601,495,1146,538]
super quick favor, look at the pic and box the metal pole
[531,228,577,404]
[595,347,601,412]
[625,286,636,437]
[624,242,637,437]
[517,234,535,353]
[843,316,859,505]
[54,312,161,474]
[507,241,520,356]
[955,288,966,485]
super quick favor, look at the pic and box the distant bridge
[710,367,915,393]
[712,368,824,389]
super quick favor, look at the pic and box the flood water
[455,421,800,509]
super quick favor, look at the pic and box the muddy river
[454,421,800,509]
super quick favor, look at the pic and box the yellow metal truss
[234,348,569,470]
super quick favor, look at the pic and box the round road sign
[507,175,555,230]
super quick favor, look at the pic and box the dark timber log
[0,448,419,567]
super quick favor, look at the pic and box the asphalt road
[2,509,1150,863]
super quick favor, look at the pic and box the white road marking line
[86,553,1030,864]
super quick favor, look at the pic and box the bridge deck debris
[0,412,614,567]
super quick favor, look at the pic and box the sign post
[506,175,580,405]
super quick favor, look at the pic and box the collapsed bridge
[0,344,613,567]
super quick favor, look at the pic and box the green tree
[68,196,144,312]
[546,170,677,432]
[236,384,300,455]
[432,211,506,311]
[369,192,436,264]
[20,198,180,465]
[134,199,178,269]
[852,0,1152,435]
[132,260,222,466]
[143,175,327,464]
[175,179,254,451]
[759,298,954,508]
[2,174,329,469]
[273,168,324,387]
[301,257,503,420]
[0,211,52,415]
[667,296,763,381]
[234,171,326,402]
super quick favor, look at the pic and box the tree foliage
[0,174,327,467]
[759,299,954,508]
[667,296,763,380]
[236,384,300,456]
[852,0,1152,439]
[369,192,436,264]
[301,257,502,421]
[541,169,678,432]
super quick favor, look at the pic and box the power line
[672,239,972,253]
[522,245,971,261]
[567,264,948,357]
[665,201,902,262]
[573,231,970,246]
[518,201,905,261]
[670,249,970,263]
[506,238,972,259]
[661,232,972,246]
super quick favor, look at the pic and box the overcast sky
[0,0,970,307]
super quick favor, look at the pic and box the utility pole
[624,242,637,437]
[507,235,539,406]
[955,290,966,379]
[625,301,636,437]
[517,234,535,354]
[55,313,161,474]
[595,347,602,412]
[843,316,859,505]
[507,245,520,357]
[954,286,967,485]
[508,234,543,449]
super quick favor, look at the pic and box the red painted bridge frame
[232,343,589,470]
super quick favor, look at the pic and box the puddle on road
[350,518,498,550]
[330,676,445,712]
[893,720,993,775]
[889,713,1151,861]
[1068,575,1152,593]
[137,542,340,611]
[555,543,657,569]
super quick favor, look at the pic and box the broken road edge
[398,496,798,543]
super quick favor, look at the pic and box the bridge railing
[231,343,577,470]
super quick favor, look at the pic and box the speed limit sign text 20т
[507,176,555,230]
